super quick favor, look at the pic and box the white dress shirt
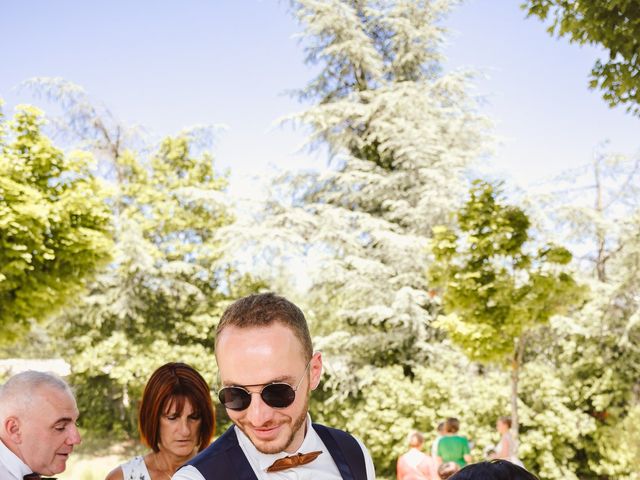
[0,438,33,480]
[172,415,376,480]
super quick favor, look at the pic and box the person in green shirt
[437,417,472,467]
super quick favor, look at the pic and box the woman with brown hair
[106,362,215,480]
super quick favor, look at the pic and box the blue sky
[1,0,638,199]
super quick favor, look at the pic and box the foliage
[525,153,640,478]
[428,179,582,451]
[531,147,640,281]
[312,347,508,478]
[54,136,265,436]
[233,0,490,473]
[0,103,112,343]
[429,180,580,364]
[522,0,640,116]
[244,0,491,384]
[536,230,640,478]
[516,358,596,480]
[16,80,267,436]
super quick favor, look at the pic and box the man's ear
[4,416,22,444]
[309,351,323,390]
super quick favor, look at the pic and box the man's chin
[49,454,71,474]
[247,432,289,455]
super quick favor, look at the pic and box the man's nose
[245,392,275,425]
[67,424,81,445]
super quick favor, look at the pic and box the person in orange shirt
[397,430,439,480]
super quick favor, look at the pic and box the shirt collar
[0,438,33,478]
[235,414,321,473]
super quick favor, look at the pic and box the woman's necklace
[153,454,174,480]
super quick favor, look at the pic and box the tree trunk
[594,153,607,282]
[511,334,528,447]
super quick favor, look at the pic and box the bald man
[0,371,81,479]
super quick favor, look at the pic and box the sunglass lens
[218,387,251,411]
[262,383,296,408]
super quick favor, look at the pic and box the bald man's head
[0,371,72,418]
[0,371,81,475]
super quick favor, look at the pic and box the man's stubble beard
[239,392,310,455]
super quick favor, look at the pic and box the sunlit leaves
[0,103,112,342]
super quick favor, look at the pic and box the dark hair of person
[450,460,539,480]
[445,417,460,433]
[215,292,313,360]
[498,416,512,428]
[138,362,215,453]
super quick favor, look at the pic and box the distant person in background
[105,362,215,480]
[431,421,445,459]
[436,417,472,468]
[489,417,523,467]
[438,461,460,480]
[449,460,539,480]
[397,430,438,480]
[0,370,81,479]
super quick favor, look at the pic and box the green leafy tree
[428,180,582,441]
[55,137,238,436]
[0,102,112,343]
[16,79,266,437]
[522,0,640,116]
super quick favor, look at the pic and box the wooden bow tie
[266,450,323,472]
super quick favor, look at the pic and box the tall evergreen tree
[227,2,491,474]
[261,0,491,376]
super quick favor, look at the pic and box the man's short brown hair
[215,293,313,360]
[138,362,215,452]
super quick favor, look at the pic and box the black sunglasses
[217,359,312,411]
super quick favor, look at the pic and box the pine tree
[227,3,492,474]
[261,0,492,377]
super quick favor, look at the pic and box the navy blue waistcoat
[182,423,367,480]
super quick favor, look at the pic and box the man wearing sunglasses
[173,292,376,479]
